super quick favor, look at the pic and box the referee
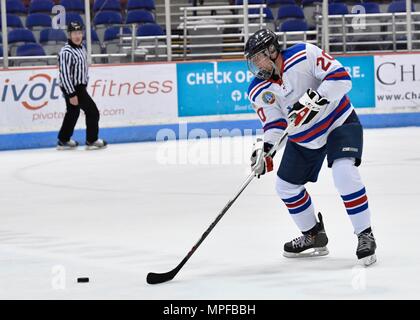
[57,21,107,150]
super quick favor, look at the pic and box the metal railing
[2,0,420,68]
[318,11,420,54]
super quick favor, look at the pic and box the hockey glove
[288,89,329,128]
[250,138,275,178]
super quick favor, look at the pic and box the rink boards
[1,52,420,150]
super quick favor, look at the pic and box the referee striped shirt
[58,40,88,97]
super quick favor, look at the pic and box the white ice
[0,127,419,299]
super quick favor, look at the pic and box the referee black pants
[58,85,100,144]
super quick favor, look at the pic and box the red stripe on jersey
[284,51,306,67]
[325,71,350,80]
[290,97,350,143]
[249,80,269,100]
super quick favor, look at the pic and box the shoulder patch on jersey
[248,77,272,102]
[282,43,307,73]
[262,91,276,104]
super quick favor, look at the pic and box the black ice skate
[283,212,329,258]
[86,139,108,150]
[57,139,79,150]
[356,228,377,267]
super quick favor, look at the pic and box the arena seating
[1,0,420,64]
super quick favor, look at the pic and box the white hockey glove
[250,138,275,178]
[288,89,329,128]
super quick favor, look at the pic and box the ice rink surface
[0,127,419,299]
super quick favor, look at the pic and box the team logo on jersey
[262,91,276,104]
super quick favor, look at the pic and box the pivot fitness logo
[0,73,61,110]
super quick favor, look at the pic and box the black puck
[77,277,89,283]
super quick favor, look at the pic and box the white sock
[332,158,372,234]
[276,177,317,232]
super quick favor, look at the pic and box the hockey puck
[77,277,89,283]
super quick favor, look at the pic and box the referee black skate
[57,21,107,150]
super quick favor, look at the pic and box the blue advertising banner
[177,61,254,117]
[177,55,376,117]
[336,55,375,108]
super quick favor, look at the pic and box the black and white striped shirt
[58,40,89,97]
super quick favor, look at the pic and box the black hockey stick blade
[147,268,178,284]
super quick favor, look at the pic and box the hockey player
[245,29,377,266]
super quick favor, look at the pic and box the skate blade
[57,146,77,151]
[283,247,329,258]
[359,254,377,267]
[85,145,107,151]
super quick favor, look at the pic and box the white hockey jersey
[248,42,353,150]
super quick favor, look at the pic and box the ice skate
[57,139,79,150]
[283,213,329,258]
[356,228,377,267]
[86,139,108,150]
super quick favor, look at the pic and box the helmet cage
[246,48,276,80]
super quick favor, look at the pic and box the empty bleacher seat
[280,19,308,32]
[60,0,85,14]
[248,8,275,33]
[94,11,123,43]
[277,5,305,20]
[29,0,54,14]
[360,2,381,14]
[268,0,297,24]
[127,0,156,11]
[388,1,415,13]
[26,13,52,28]
[39,28,67,57]
[328,3,349,15]
[94,11,123,25]
[8,28,37,56]
[17,43,46,56]
[278,19,309,46]
[126,10,155,24]
[104,26,132,42]
[40,28,67,44]
[137,23,164,36]
[93,0,121,13]
[26,13,52,42]
[1,14,24,29]
[8,28,36,45]
[5,0,27,15]
[249,8,274,21]
[15,43,46,66]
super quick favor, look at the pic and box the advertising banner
[337,55,375,108]
[374,54,420,110]
[177,61,254,117]
[0,64,178,134]
[177,55,375,117]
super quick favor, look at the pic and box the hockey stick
[146,128,290,285]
